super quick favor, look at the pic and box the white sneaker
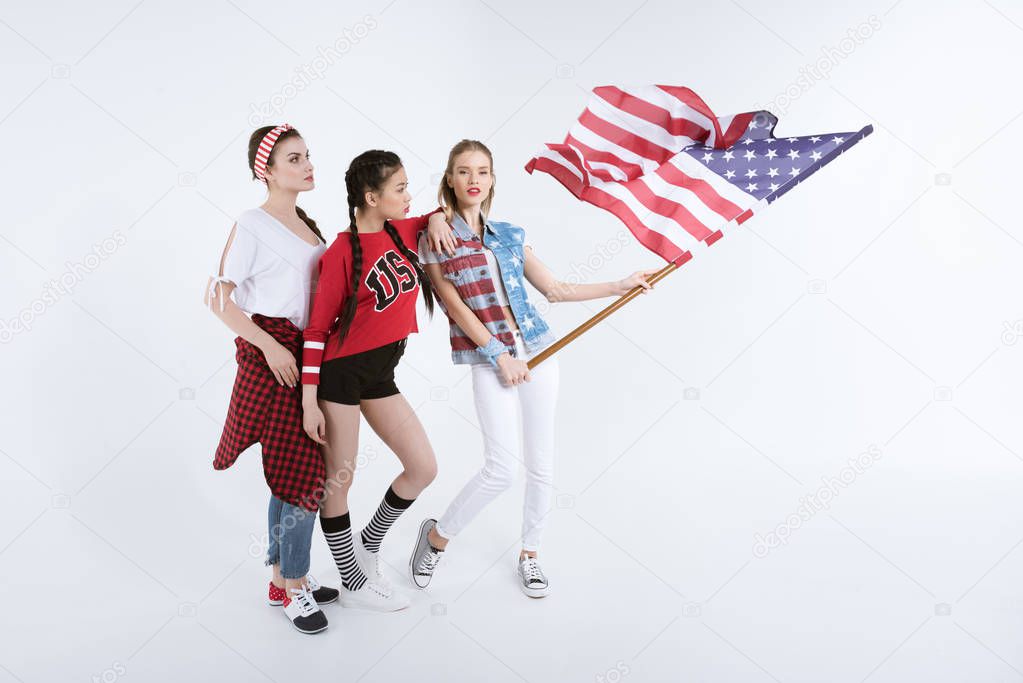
[355,533,391,588]
[340,579,410,612]
[282,586,329,634]
[517,556,550,598]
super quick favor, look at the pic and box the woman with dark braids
[205,124,337,634]
[300,150,454,611]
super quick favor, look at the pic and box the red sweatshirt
[302,211,438,385]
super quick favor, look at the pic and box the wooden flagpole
[526,259,683,369]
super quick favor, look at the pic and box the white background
[2,0,1022,681]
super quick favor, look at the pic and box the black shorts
[317,338,407,405]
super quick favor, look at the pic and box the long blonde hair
[438,139,496,223]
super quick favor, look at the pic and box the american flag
[525,85,873,265]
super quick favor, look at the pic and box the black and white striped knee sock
[321,512,367,591]
[360,486,415,553]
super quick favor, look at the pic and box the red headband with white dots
[253,124,293,182]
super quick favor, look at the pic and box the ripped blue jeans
[266,494,316,579]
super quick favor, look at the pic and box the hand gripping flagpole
[526,254,688,370]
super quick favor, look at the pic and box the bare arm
[205,279,277,348]
[521,246,655,302]
[426,211,457,256]
[204,225,298,387]
[425,262,497,349]
[424,262,530,385]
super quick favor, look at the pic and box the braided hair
[246,126,325,243]
[335,150,435,346]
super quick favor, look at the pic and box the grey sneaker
[517,556,550,598]
[409,518,443,589]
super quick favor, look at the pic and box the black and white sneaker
[282,586,329,634]
[517,556,550,598]
[268,575,338,606]
[409,518,444,589]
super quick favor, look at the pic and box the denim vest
[424,214,556,365]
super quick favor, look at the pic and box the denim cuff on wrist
[477,336,507,367]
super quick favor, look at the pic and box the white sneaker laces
[365,551,382,577]
[289,586,317,616]
[366,580,392,598]
[418,549,442,574]
[521,558,544,585]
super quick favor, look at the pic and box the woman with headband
[205,124,335,634]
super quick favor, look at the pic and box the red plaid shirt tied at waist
[213,314,325,511]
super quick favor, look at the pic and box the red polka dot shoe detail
[268,575,339,606]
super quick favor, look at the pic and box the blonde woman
[409,139,655,597]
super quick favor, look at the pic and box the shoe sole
[520,584,550,598]
[338,596,410,612]
[281,607,329,634]
[409,518,436,589]
[288,619,329,634]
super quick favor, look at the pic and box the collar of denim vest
[449,212,498,244]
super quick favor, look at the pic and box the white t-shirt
[481,247,511,307]
[208,208,326,329]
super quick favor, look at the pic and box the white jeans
[436,331,559,552]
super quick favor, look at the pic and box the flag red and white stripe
[525,85,778,264]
